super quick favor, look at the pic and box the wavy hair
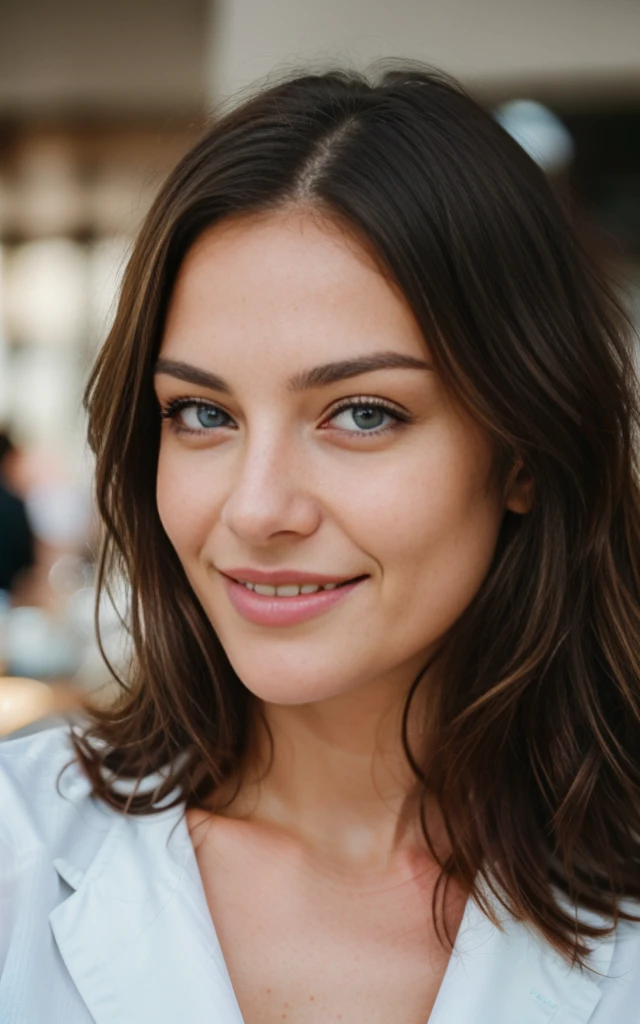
[71,63,640,965]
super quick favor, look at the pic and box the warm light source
[0,677,86,737]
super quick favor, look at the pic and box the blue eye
[330,404,395,432]
[160,399,231,433]
[327,399,408,436]
[192,405,227,429]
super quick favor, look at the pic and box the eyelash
[159,395,411,440]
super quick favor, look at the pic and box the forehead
[160,209,431,370]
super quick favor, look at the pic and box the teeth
[240,580,344,597]
[253,583,276,596]
[299,584,320,594]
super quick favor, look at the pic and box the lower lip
[221,575,367,626]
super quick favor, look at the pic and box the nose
[220,428,321,546]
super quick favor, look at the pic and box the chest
[188,815,463,1024]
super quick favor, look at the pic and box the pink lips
[221,574,366,626]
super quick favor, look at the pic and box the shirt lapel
[48,788,616,1024]
[429,891,616,1024]
[49,804,245,1024]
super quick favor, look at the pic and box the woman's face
[155,209,528,707]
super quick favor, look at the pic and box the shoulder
[0,722,80,778]
[0,723,191,880]
[0,725,109,980]
[0,723,87,798]
[606,907,640,972]
[0,724,103,863]
[585,910,640,1023]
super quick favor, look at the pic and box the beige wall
[4,1,638,115]
[209,0,640,105]
[0,0,209,115]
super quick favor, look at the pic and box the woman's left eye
[326,401,408,435]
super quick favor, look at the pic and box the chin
[238,672,350,707]
[221,649,359,707]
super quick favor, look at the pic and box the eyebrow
[154,351,433,395]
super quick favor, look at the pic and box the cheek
[346,434,502,633]
[156,445,217,558]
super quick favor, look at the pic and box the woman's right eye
[160,399,234,434]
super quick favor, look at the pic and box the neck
[220,673,434,873]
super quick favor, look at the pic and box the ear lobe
[505,458,535,514]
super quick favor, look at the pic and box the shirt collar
[49,783,616,1024]
[50,795,245,1023]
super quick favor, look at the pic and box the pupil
[353,406,384,430]
[197,406,224,428]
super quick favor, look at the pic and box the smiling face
[154,208,528,708]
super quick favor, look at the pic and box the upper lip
[220,567,365,585]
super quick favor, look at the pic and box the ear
[504,457,535,514]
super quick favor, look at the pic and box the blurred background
[1,0,639,737]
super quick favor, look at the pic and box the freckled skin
[159,209,532,1023]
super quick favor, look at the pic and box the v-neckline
[48,775,616,1024]
[178,807,479,1023]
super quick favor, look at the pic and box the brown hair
[72,63,640,965]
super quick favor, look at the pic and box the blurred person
[0,431,35,597]
[1,64,640,1024]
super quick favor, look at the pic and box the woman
[1,64,639,1023]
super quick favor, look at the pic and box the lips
[221,572,367,626]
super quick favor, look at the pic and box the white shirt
[1,724,639,1024]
